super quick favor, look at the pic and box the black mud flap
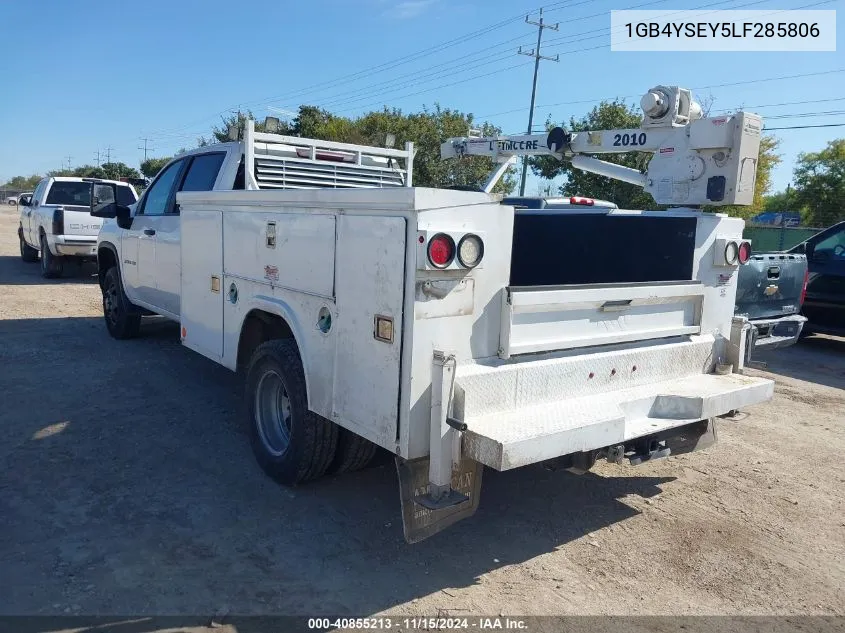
[395,456,483,544]
[663,418,718,456]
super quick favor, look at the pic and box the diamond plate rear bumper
[451,336,774,471]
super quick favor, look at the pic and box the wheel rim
[104,280,120,326]
[254,369,292,457]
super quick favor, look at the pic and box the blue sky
[0,0,843,196]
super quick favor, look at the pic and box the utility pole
[104,146,114,164]
[64,156,73,171]
[93,150,101,167]
[517,7,559,195]
[138,138,154,162]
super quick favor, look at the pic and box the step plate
[461,372,773,471]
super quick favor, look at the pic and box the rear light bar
[569,196,595,206]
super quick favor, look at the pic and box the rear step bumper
[458,371,773,471]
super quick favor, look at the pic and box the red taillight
[738,241,751,264]
[427,233,455,268]
[570,196,595,206]
[800,268,809,306]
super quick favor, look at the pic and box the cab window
[813,226,845,260]
[140,159,186,216]
[179,153,225,194]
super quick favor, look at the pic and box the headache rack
[244,119,414,190]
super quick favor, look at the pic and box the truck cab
[96,144,242,321]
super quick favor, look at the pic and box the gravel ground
[0,206,843,626]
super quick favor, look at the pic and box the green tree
[355,105,514,192]
[528,99,656,208]
[793,139,845,227]
[204,104,515,192]
[101,162,140,180]
[2,174,42,190]
[141,157,171,179]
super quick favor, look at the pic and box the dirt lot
[1,205,843,624]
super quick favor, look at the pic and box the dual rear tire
[245,339,379,485]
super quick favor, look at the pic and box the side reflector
[374,315,394,343]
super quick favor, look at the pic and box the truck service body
[92,86,773,542]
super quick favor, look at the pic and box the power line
[765,122,845,130]
[140,0,670,139]
[478,68,845,119]
[138,138,155,162]
[140,1,572,139]
[517,8,559,196]
[326,0,795,119]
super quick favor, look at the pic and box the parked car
[750,211,801,227]
[789,220,845,335]
[17,177,137,278]
[6,192,32,206]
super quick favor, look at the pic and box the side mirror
[115,205,132,230]
[90,182,132,229]
[19,195,32,207]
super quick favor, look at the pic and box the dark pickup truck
[735,251,808,352]
[788,220,845,335]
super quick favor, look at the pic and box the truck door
[157,152,226,317]
[125,158,187,310]
[24,180,46,246]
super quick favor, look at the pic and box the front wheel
[9,200,16,206]
[19,229,38,262]
[246,339,338,485]
[39,234,63,278]
[102,267,141,339]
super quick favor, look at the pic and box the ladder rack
[244,119,414,191]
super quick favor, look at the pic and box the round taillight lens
[724,241,739,265]
[457,234,484,268]
[428,233,455,268]
[738,241,751,264]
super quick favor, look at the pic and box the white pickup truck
[18,176,137,278]
[92,87,774,542]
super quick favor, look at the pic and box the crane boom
[441,85,763,207]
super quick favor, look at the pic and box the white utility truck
[91,85,773,542]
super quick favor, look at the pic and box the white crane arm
[441,85,763,207]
